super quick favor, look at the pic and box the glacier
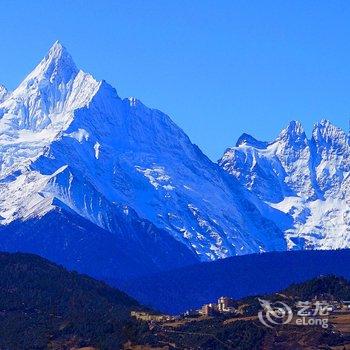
[220,120,350,251]
[0,42,287,279]
[2,41,348,281]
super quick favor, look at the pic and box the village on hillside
[131,296,350,324]
[131,296,237,323]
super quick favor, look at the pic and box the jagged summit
[274,120,308,150]
[232,120,346,152]
[0,41,100,133]
[0,43,286,276]
[312,119,337,133]
[277,120,305,139]
[49,40,67,55]
[1,43,348,282]
[312,119,348,147]
[235,133,268,149]
[0,84,7,94]
[21,41,78,86]
[219,118,350,251]
[232,121,307,152]
[0,84,7,102]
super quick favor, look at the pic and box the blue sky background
[1,0,350,160]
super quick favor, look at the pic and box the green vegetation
[165,319,266,350]
[0,252,349,349]
[0,252,141,349]
[284,275,350,300]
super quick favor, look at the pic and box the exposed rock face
[220,119,350,250]
[0,42,286,280]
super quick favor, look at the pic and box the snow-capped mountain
[0,42,285,279]
[219,120,350,250]
[0,85,7,103]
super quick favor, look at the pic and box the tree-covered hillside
[120,249,350,314]
[0,252,142,349]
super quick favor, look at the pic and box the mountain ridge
[0,251,144,349]
[0,42,287,281]
[220,119,350,250]
[0,42,349,281]
[120,249,350,314]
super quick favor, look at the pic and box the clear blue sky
[1,0,350,160]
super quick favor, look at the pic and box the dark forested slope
[0,252,142,349]
[120,249,350,314]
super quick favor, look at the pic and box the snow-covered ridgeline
[219,120,350,250]
[0,42,286,263]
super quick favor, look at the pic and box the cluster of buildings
[131,296,237,323]
[184,296,236,317]
[131,298,350,326]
